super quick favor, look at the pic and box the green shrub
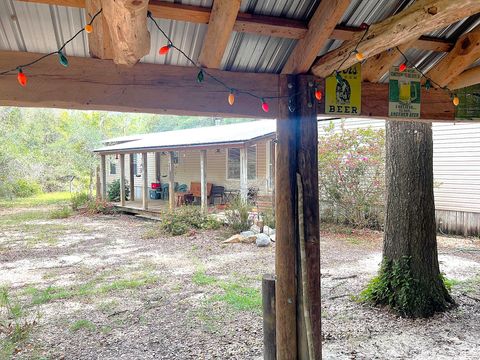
[12,179,42,198]
[160,206,221,236]
[71,192,90,211]
[107,179,130,202]
[86,199,115,215]
[225,196,251,233]
[50,206,72,219]
[260,208,275,229]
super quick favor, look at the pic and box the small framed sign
[389,66,421,118]
[325,63,362,116]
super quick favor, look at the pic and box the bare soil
[1,207,479,359]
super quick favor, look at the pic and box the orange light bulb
[228,92,235,106]
[453,95,460,106]
[84,24,93,33]
[354,50,364,61]
[17,69,27,87]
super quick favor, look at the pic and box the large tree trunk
[366,121,453,317]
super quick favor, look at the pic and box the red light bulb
[17,69,27,87]
[261,99,269,113]
[399,63,407,72]
[159,44,171,55]
[315,89,322,101]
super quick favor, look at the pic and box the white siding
[319,118,480,214]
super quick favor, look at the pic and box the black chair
[210,185,225,205]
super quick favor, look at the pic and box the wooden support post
[142,152,148,210]
[100,154,107,200]
[275,75,321,359]
[155,152,161,182]
[200,150,208,212]
[169,151,175,211]
[263,274,276,360]
[129,153,135,201]
[240,146,248,202]
[120,154,126,206]
[95,165,101,200]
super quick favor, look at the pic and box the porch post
[200,149,208,212]
[120,154,126,206]
[239,146,248,202]
[129,153,135,201]
[169,151,175,211]
[95,165,101,200]
[275,74,321,359]
[155,152,161,182]
[100,154,107,200]
[142,152,148,210]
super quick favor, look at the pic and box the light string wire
[0,9,103,76]
[147,11,297,103]
[332,25,370,79]
[395,46,455,96]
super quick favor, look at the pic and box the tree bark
[378,120,454,317]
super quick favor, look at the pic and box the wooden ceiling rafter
[448,66,480,90]
[19,0,454,53]
[198,0,241,69]
[426,27,480,88]
[311,0,480,77]
[281,0,350,74]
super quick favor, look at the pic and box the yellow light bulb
[85,24,93,33]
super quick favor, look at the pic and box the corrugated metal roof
[95,119,276,153]
[1,0,479,75]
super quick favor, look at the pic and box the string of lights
[395,46,460,106]
[0,9,459,111]
[0,9,102,86]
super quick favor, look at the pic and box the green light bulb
[58,51,69,67]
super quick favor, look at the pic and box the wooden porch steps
[256,195,274,212]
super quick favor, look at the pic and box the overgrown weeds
[224,196,251,233]
[0,287,40,359]
[71,192,90,211]
[49,206,73,219]
[85,199,116,215]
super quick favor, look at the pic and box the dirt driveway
[1,207,479,359]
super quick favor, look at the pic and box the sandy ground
[0,207,479,359]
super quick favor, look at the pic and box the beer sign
[389,66,421,118]
[325,63,362,115]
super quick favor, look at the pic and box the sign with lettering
[325,63,362,115]
[389,66,421,118]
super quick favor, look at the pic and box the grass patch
[49,206,72,219]
[0,192,71,209]
[211,282,262,312]
[70,319,96,332]
[0,210,51,225]
[345,237,361,245]
[192,269,218,286]
[25,273,159,305]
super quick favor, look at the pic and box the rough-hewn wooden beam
[427,29,480,88]
[198,0,241,69]
[85,0,113,60]
[362,40,416,83]
[311,0,480,77]
[281,0,350,74]
[448,66,480,90]
[0,51,279,118]
[101,0,150,66]
[20,0,453,52]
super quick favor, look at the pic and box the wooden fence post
[263,274,276,360]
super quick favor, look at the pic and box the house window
[227,146,257,180]
[109,159,117,175]
[133,154,140,176]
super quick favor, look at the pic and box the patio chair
[210,185,225,205]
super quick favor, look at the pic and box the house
[94,120,276,211]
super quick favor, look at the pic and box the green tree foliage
[318,121,385,228]
[0,107,252,199]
